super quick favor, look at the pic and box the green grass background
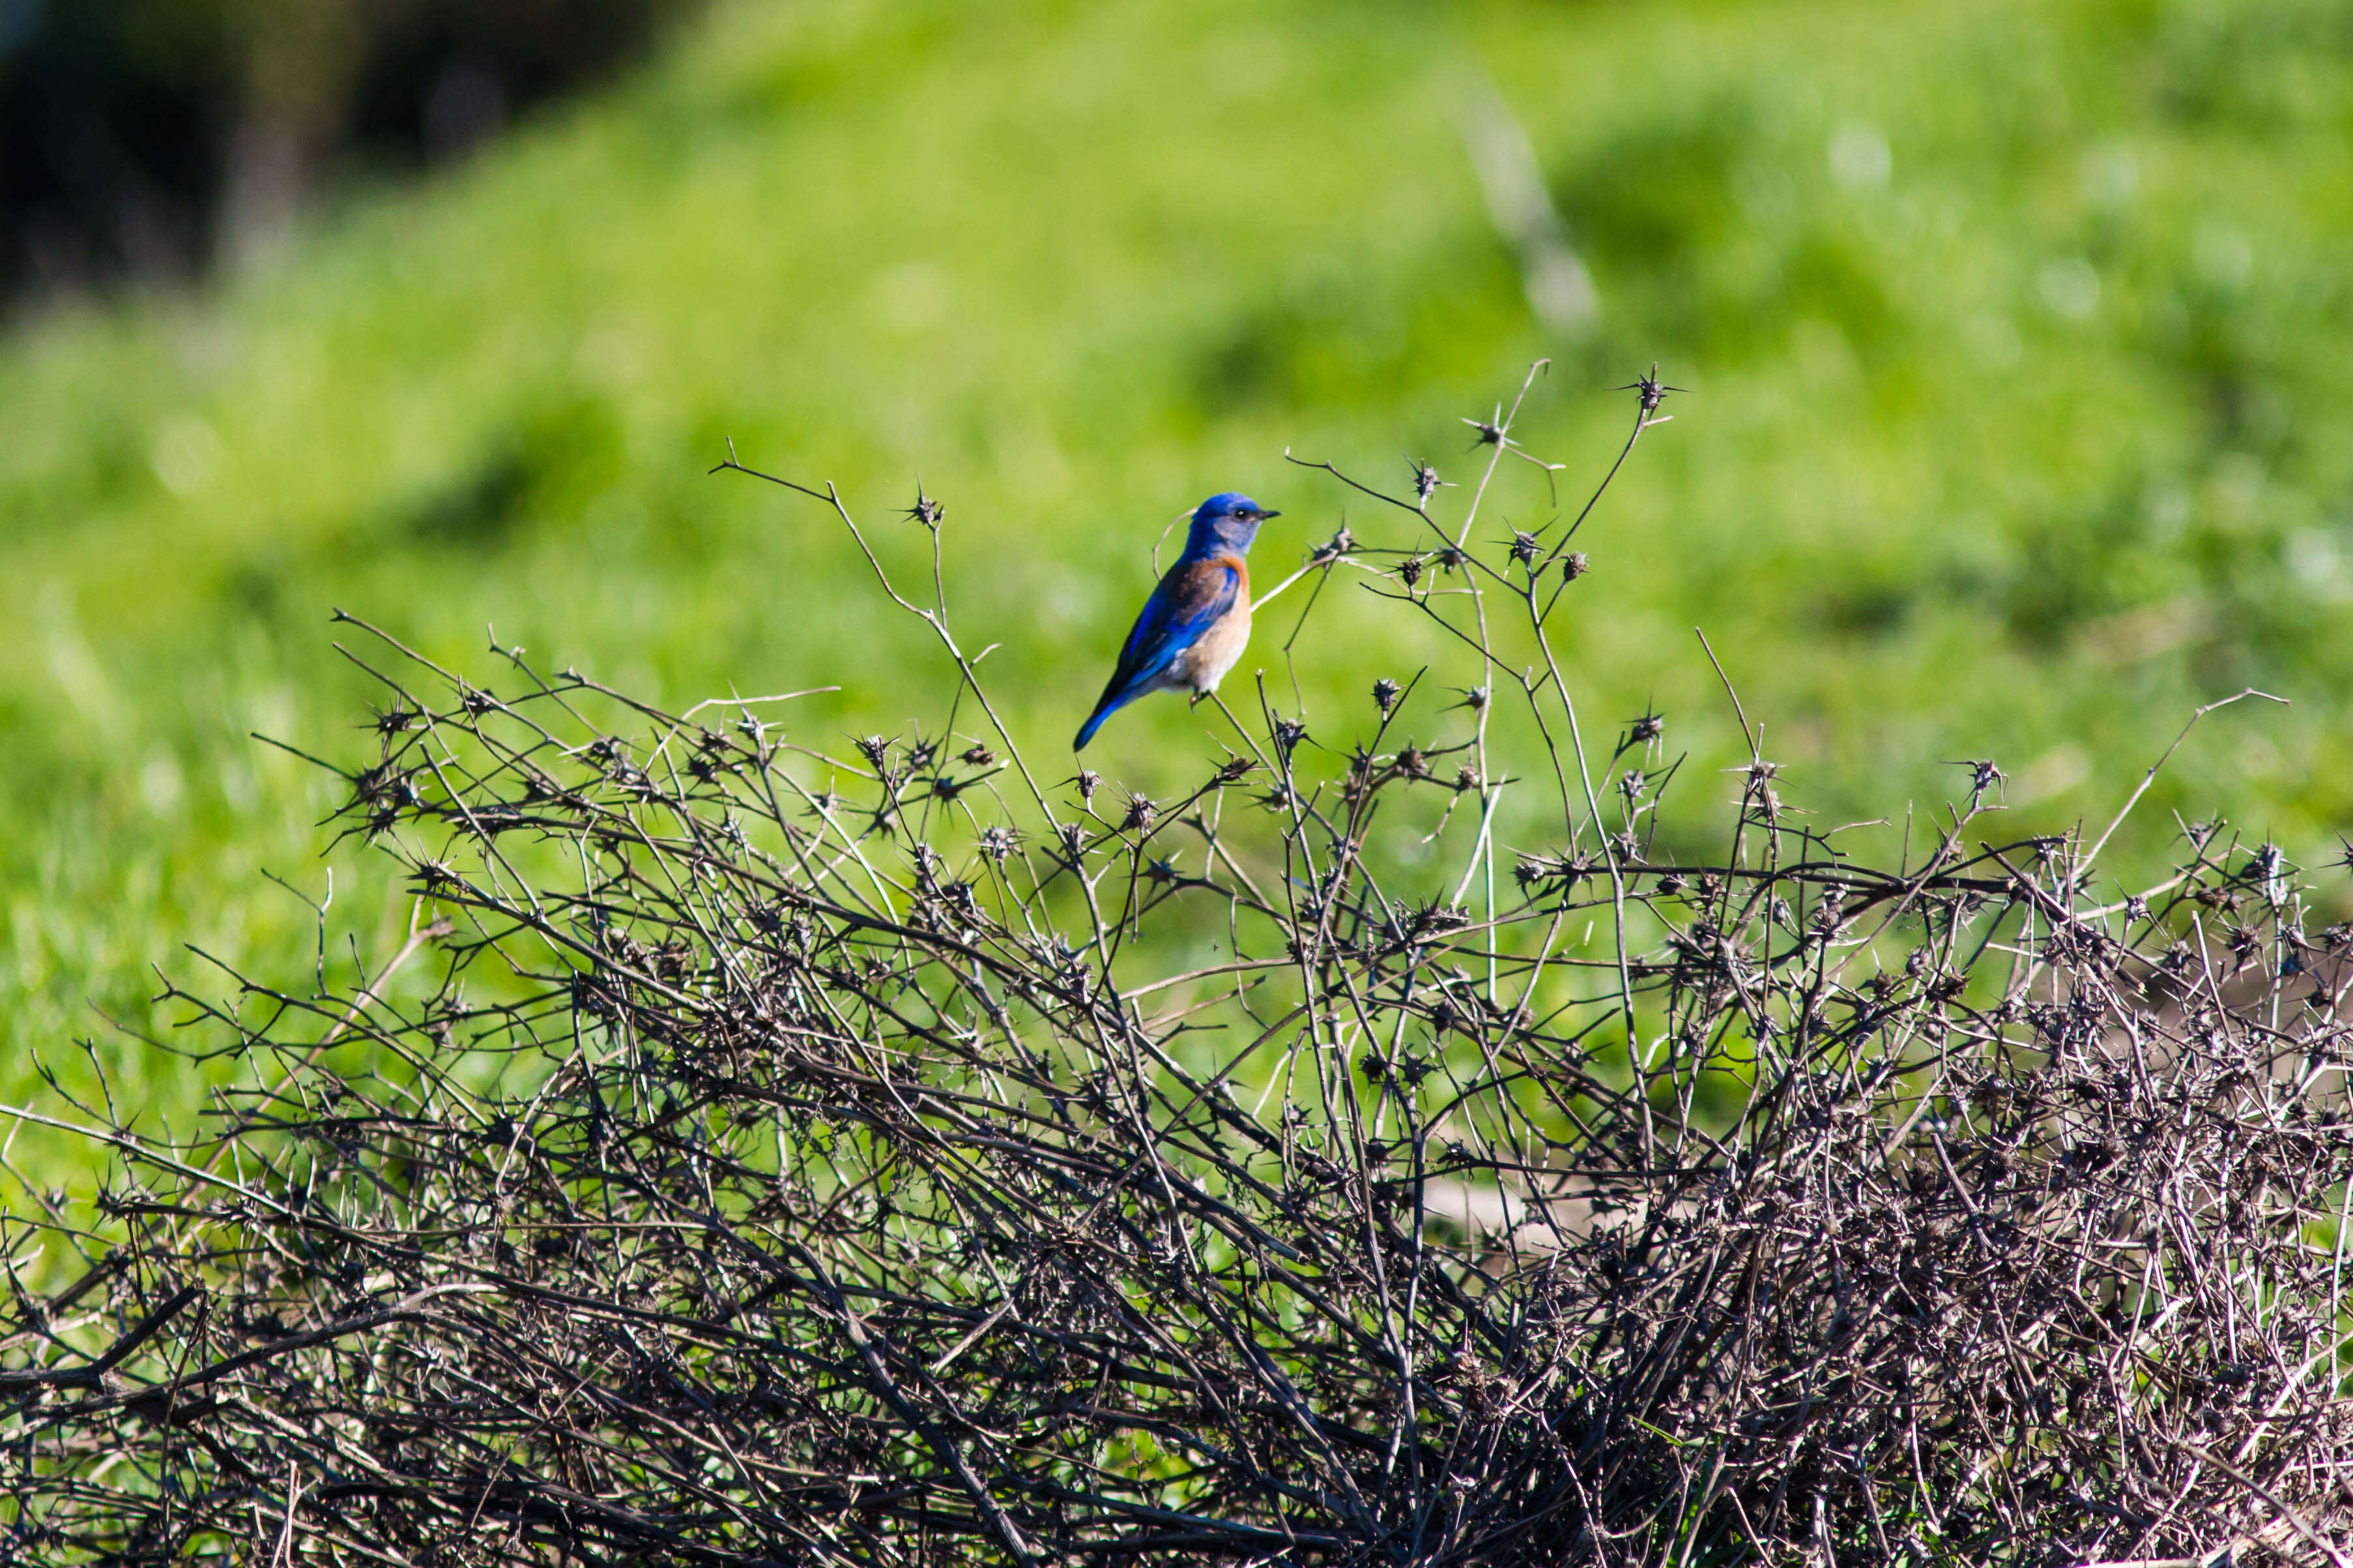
[5,0,2353,1177]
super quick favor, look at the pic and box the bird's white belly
[1163,599,1252,694]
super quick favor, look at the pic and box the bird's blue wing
[1113,558,1239,692]
[1075,558,1239,748]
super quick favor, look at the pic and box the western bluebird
[1073,492,1278,750]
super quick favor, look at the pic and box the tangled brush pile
[5,369,2349,1565]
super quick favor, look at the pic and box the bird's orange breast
[1168,555,1251,693]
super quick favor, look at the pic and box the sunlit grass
[5,0,2353,1184]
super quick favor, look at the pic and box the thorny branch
[3,370,2348,1567]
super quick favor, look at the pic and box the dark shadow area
[0,0,690,306]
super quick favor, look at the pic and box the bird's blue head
[1185,492,1278,556]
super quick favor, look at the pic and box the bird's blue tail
[1073,702,1116,751]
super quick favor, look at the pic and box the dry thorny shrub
[3,366,2351,1567]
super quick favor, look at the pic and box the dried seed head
[960,744,996,767]
[1628,710,1664,743]
[977,824,1020,862]
[1121,793,1157,832]
[1312,527,1354,564]
[2247,843,2287,902]
[1410,459,1442,502]
[1615,363,1689,415]
[856,735,889,769]
[1509,530,1539,567]
[1075,769,1101,805]
[904,486,944,528]
[351,763,397,808]
[1399,555,1424,588]
[1372,677,1401,715]
[1562,551,1589,582]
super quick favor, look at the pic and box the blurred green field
[5,0,2353,1173]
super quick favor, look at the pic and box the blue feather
[1074,491,1275,750]
[1074,560,1239,750]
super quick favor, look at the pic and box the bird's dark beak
[1259,509,1281,520]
